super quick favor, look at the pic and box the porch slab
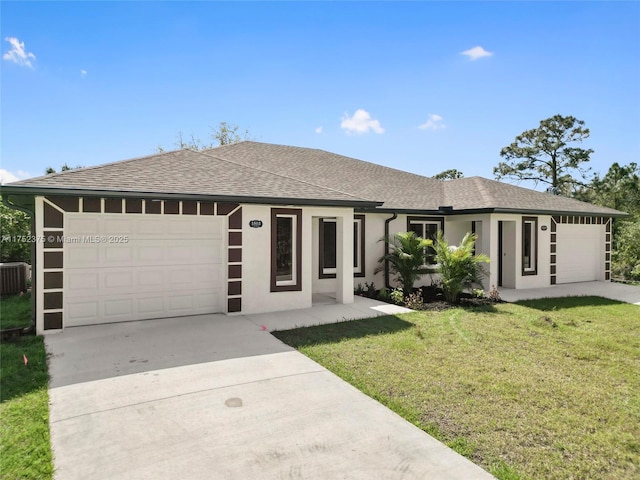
[241,295,413,332]
[499,281,640,305]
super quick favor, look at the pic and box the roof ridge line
[196,149,374,203]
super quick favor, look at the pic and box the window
[522,217,538,275]
[271,209,302,291]
[407,217,444,264]
[319,215,365,278]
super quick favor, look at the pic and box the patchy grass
[274,297,640,480]
[0,293,32,330]
[0,335,53,479]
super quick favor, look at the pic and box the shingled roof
[1,141,625,216]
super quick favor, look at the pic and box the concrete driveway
[45,305,494,480]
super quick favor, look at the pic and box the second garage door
[555,224,604,284]
[64,213,225,327]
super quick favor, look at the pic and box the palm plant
[376,231,433,294]
[433,231,490,303]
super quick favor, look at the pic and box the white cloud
[460,46,493,61]
[0,169,31,185]
[315,126,323,134]
[419,114,446,130]
[2,37,36,68]
[340,109,384,135]
[81,69,87,78]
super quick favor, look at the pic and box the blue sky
[2,1,639,189]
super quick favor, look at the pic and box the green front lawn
[0,294,53,480]
[0,292,33,330]
[274,297,640,480]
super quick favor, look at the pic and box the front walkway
[499,281,640,305]
[243,294,412,331]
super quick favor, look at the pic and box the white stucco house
[0,142,625,334]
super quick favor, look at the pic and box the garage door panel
[66,301,99,324]
[104,298,133,318]
[102,217,134,235]
[556,225,603,284]
[137,218,165,235]
[67,271,99,293]
[64,213,225,326]
[104,245,134,264]
[66,217,100,235]
[66,246,100,267]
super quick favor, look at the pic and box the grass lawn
[0,292,33,329]
[0,294,53,480]
[274,297,640,480]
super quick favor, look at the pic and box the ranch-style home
[0,141,625,334]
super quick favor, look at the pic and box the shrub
[376,231,432,293]
[405,290,424,310]
[390,288,404,305]
[433,231,490,304]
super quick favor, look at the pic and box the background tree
[159,121,253,152]
[574,162,640,281]
[45,163,83,174]
[573,162,640,213]
[433,169,464,180]
[495,114,593,195]
[0,202,31,262]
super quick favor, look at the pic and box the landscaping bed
[274,297,640,480]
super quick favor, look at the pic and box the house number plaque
[249,220,263,228]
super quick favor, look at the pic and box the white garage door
[556,224,603,284]
[64,213,225,326]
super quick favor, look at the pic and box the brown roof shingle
[2,141,626,216]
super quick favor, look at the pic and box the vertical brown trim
[145,200,162,214]
[318,218,336,279]
[550,217,557,285]
[83,197,101,213]
[227,298,242,313]
[355,214,366,278]
[44,203,64,228]
[44,292,63,310]
[105,198,123,213]
[44,252,63,269]
[164,200,180,214]
[270,208,302,292]
[218,203,239,216]
[47,197,79,212]
[228,232,242,246]
[125,199,143,214]
[44,312,63,330]
[182,201,197,215]
[199,202,215,215]
[521,216,538,276]
[228,248,242,263]
[228,209,242,229]
[228,281,242,296]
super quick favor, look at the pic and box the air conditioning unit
[0,262,29,296]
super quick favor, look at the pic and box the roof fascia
[0,186,382,209]
[357,206,627,218]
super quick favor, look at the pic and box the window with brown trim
[407,216,444,265]
[319,215,365,279]
[522,216,538,276]
[271,209,302,292]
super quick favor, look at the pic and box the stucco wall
[241,204,354,315]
